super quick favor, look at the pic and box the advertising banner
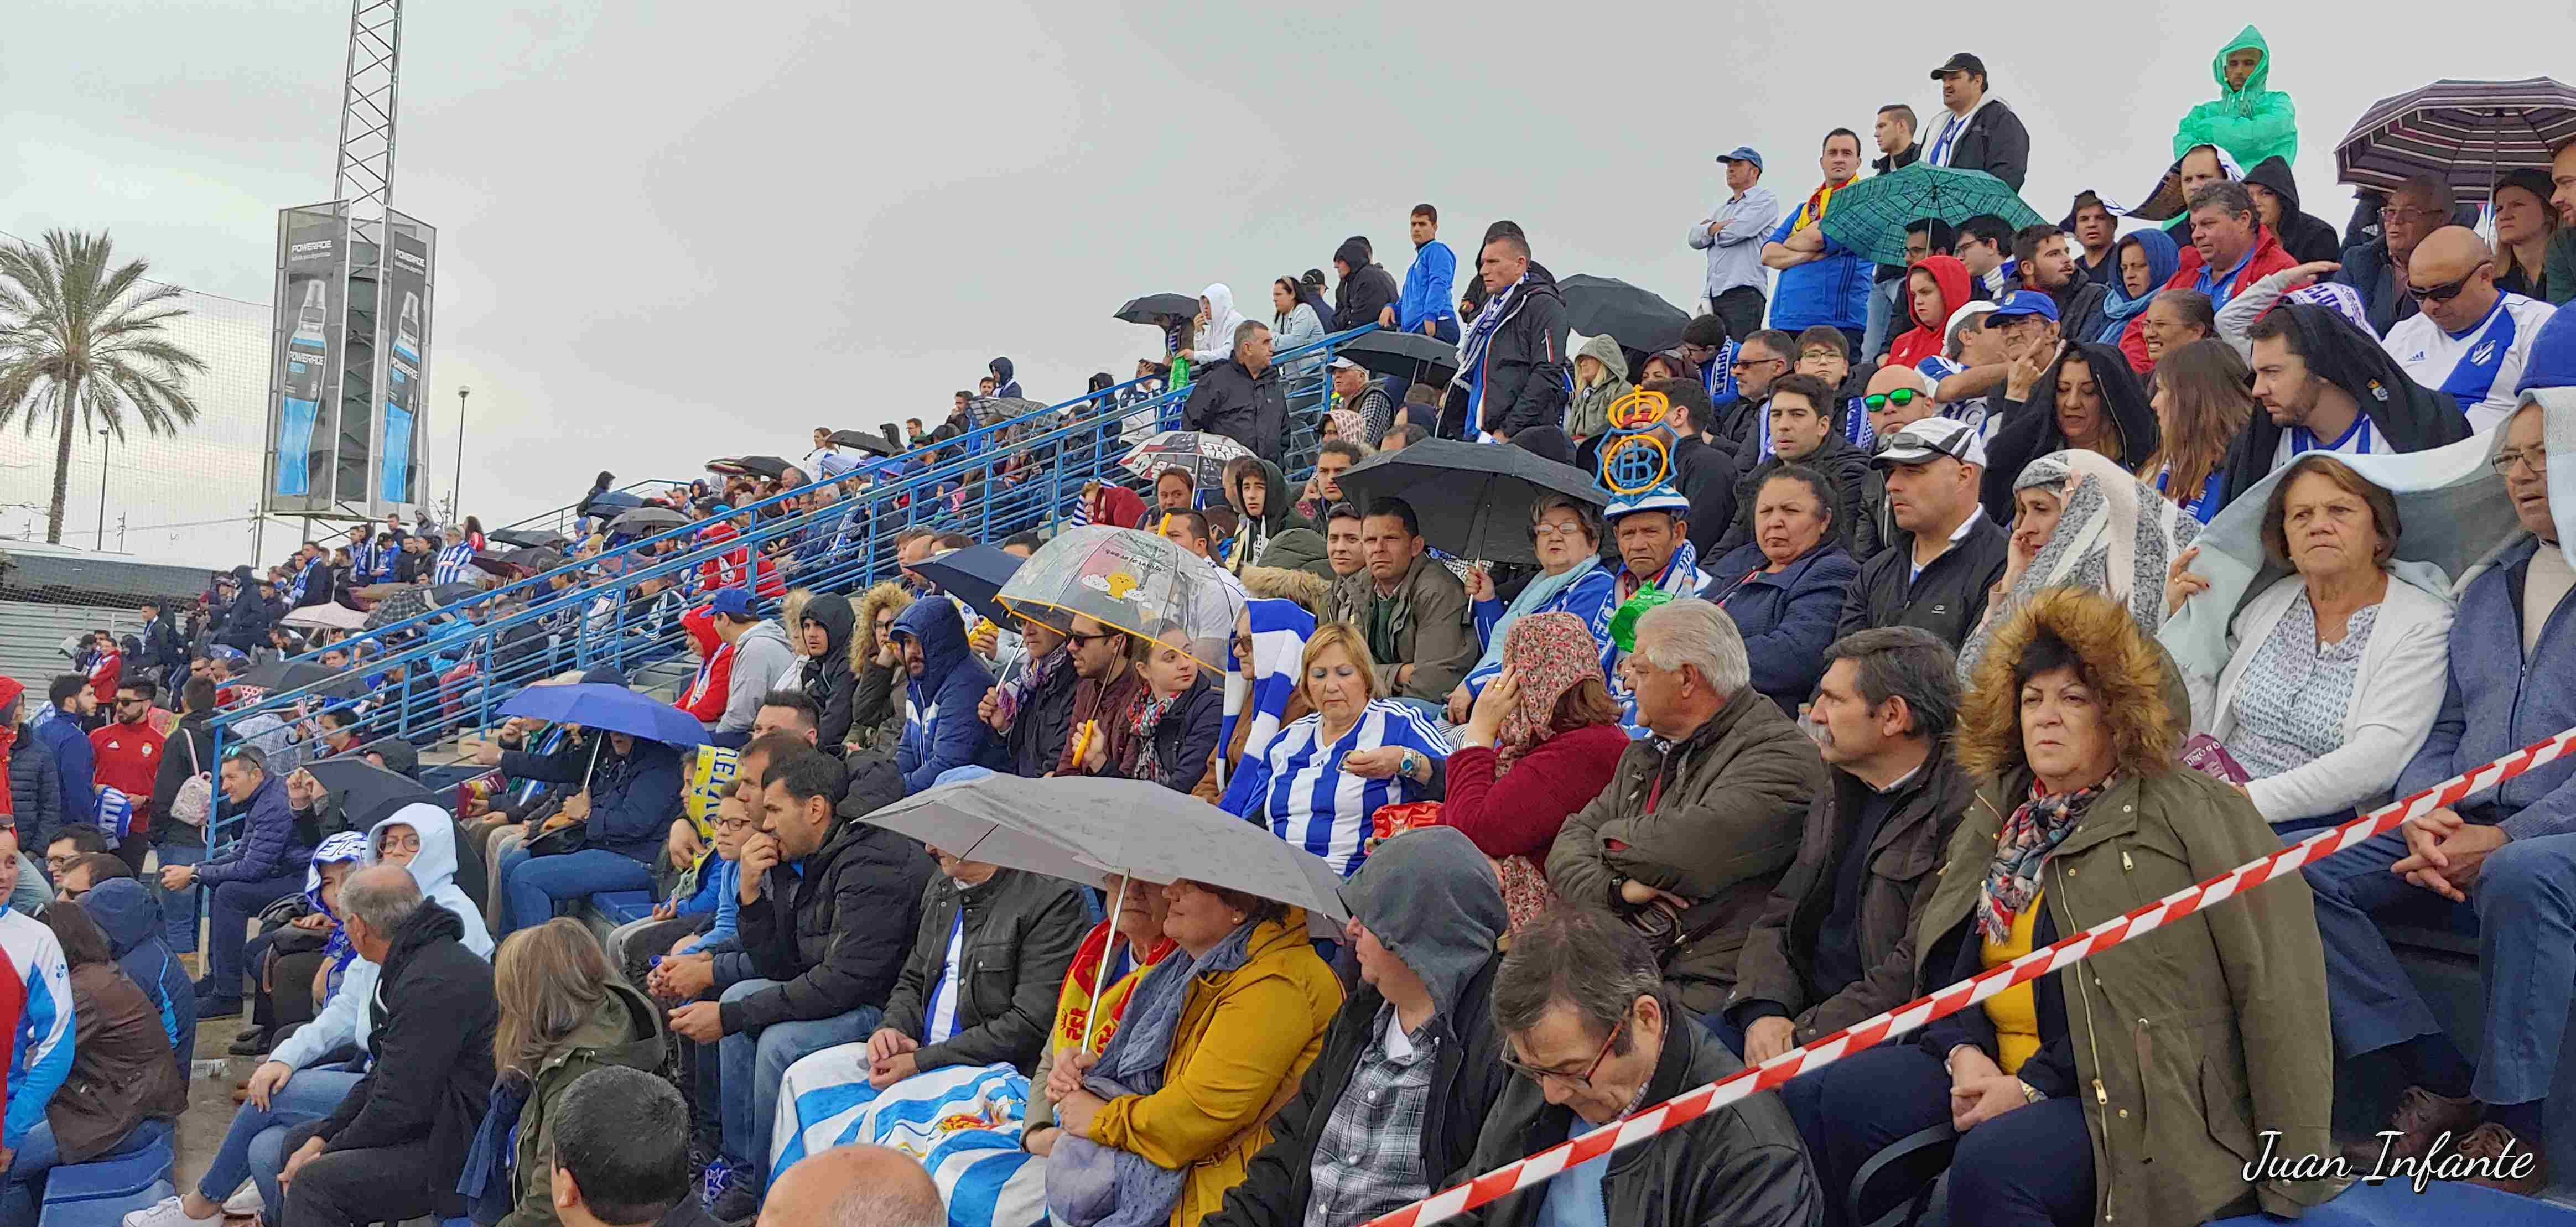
[267,204,348,512]
[376,212,435,509]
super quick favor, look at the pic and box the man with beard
[2217,303,2473,506]
[2016,224,2108,342]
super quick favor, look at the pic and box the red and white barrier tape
[1366,725,2576,1227]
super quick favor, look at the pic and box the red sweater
[1441,724,1633,863]
[90,721,165,833]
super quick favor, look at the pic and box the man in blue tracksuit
[1761,128,1876,352]
[2300,371,2576,1190]
[29,677,95,851]
[890,598,1004,793]
[1383,204,1460,344]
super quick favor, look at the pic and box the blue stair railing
[205,325,1385,850]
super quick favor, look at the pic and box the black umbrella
[472,547,563,579]
[732,455,792,479]
[1333,438,1607,565]
[1334,330,1461,385]
[587,489,645,511]
[486,528,569,550]
[299,757,439,831]
[429,582,487,607]
[610,506,692,536]
[1559,275,1693,355]
[1114,293,1200,326]
[914,545,1026,625]
[829,428,899,457]
[233,658,344,695]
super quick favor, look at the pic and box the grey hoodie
[1565,333,1633,441]
[1339,825,1507,1020]
[720,619,799,735]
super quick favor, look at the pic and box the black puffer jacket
[1472,268,1572,439]
[1461,996,1822,1227]
[1181,358,1290,465]
[1331,237,1400,332]
[311,902,497,1217]
[798,592,859,752]
[720,810,936,1036]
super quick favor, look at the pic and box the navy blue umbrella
[915,545,1026,626]
[588,490,646,511]
[498,682,709,747]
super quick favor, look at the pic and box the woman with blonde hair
[1789,587,2332,1227]
[845,581,915,754]
[1221,623,1450,880]
[2142,339,2256,522]
[458,918,665,1227]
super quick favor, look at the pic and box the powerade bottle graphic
[277,281,329,496]
[380,291,421,503]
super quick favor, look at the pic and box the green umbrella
[1817,163,2045,267]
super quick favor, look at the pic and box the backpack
[168,728,214,829]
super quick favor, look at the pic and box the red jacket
[86,654,120,706]
[1887,256,1975,371]
[89,721,164,834]
[676,607,735,724]
[1439,724,1633,864]
[2121,221,2297,372]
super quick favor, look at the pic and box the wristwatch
[1399,750,1422,779]
[2018,1080,2047,1105]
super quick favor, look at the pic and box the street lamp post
[453,386,470,523]
[96,428,111,550]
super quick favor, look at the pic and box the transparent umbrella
[996,525,1242,670]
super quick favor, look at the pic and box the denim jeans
[154,841,207,953]
[498,846,653,936]
[2,1116,174,1227]
[2304,825,2576,1104]
[716,978,881,1189]
[196,1067,365,1212]
[1861,275,1902,362]
[207,871,308,1000]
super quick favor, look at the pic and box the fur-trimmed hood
[1954,587,2178,782]
[847,581,915,675]
[1240,564,1330,617]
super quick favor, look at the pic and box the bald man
[2381,225,2559,430]
[1854,364,1943,563]
[757,1145,943,1227]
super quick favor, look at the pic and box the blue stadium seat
[2208,1177,2576,1224]
[37,1135,175,1227]
[591,890,657,924]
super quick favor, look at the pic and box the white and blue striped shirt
[1,909,74,1151]
[431,542,479,586]
[1235,701,1451,879]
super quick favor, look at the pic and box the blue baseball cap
[707,587,756,619]
[1715,146,1764,171]
[1988,290,2059,323]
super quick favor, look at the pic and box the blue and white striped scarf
[1218,598,1315,764]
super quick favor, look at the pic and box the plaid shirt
[1303,1004,1440,1227]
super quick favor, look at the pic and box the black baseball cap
[1931,53,1987,80]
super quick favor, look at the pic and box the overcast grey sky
[7,0,2575,558]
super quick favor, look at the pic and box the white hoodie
[269,805,494,1071]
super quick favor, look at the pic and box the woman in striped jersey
[1224,623,1450,880]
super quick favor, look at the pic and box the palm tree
[0,230,208,544]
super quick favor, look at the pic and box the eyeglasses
[2407,263,2489,303]
[1863,389,1923,410]
[2492,445,2550,476]
[715,814,759,833]
[1731,355,1787,371]
[378,832,422,854]
[1530,522,1591,540]
[1502,1011,1628,1089]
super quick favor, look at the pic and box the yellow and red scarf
[1793,181,1843,231]
[1050,919,1177,1058]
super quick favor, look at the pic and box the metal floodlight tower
[332,0,403,220]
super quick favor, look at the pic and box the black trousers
[1709,285,1768,341]
[1788,1041,2094,1227]
[276,1123,452,1227]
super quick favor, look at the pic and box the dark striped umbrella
[2336,77,2576,202]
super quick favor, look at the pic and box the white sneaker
[223,1182,264,1216]
[122,1196,220,1227]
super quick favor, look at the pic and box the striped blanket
[770,1058,1046,1227]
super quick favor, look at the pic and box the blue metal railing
[205,325,1383,849]
[491,477,698,542]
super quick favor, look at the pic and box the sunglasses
[1862,389,1924,410]
[2407,264,2487,303]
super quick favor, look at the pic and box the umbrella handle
[1079,874,1129,1053]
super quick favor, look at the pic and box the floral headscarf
[1979,778,2111,942]
[1494,612,1608,774]
[1957,450,2200,678]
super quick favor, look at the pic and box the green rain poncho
[2173,25,2297,170]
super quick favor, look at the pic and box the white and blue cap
[1604,485,1693,523]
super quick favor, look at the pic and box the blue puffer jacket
[30,712,94,835]
[892,597,1004,792]
[581,737,684,864]
[1766,205,1873,332]
[1706,540,1862,716]
[6,721,62,842]
[2397,537,2576,839]
[196,773,315,888]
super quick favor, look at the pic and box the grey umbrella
[864,774,1350,931]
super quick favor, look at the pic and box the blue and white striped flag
[93,786,132,849]
[771,1054,1046,1227]
[1219,597,1316,765]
